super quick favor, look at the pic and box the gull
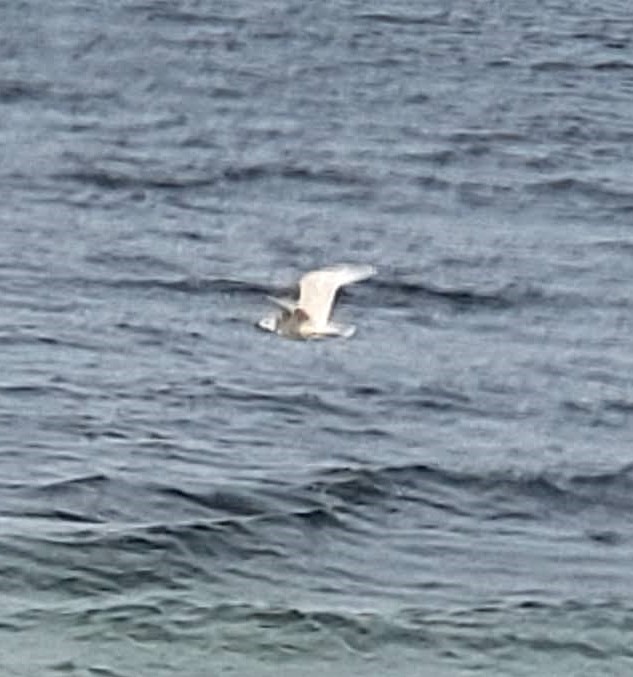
[257,263,376,339]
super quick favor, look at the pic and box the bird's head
[291,308,310,322]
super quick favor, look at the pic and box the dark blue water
[2,1,633,674]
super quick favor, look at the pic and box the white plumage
[258,264,376,339]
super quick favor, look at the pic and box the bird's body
[258,264,375,339]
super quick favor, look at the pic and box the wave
[0,78,49,103]
[357,11,449,26]
[3,593,631,666]
[306,461,633,519]
[51,160,375,194]
[526,177,633,202]
[52,169,217,192]
[7,460,633,536]
[371,277,534,311]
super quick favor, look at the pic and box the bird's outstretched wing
[298,264,376,332]
[266,296,296,313]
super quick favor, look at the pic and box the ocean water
[2,1,633,675]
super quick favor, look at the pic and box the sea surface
[2,1,633,675]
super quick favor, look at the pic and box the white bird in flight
[257,263,376,339]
